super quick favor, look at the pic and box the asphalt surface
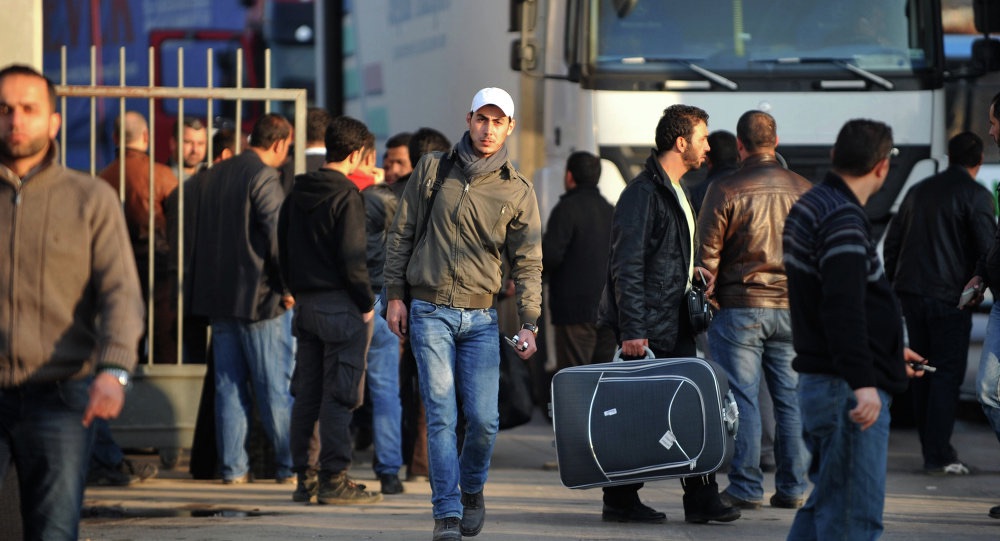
[74,407,1000,541]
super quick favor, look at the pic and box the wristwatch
[97,366,132,390]
[521,323,539,336]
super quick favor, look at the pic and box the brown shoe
[317,471,382,505]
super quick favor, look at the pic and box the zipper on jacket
[7,184,21,362]
[448,181,472,302]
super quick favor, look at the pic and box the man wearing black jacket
[884,132,995,475]
[543,151,615,370]
[279,115,381,505]
[191,113,295,485]
[598,104,739,525]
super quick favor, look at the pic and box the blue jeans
[978,303,1000,444]
[788,374,891,541]
[409,299,500,519]
[369,295,403,475]
[90,417,125,468]
[708,307,808,501]
[212,310,295,481]
[0,379,95,541]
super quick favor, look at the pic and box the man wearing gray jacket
[384,87,542,541]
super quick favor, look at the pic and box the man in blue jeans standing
[0,64,145,540]
[191,113,296,484]
[697,110,811,510]
[384,87,542,541]
[783,119,924,540]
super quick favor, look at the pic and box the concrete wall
[1,0,42,69]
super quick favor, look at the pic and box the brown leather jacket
[696,153,811,309]
[98,148,179,258]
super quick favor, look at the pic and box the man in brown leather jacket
[696,110,811,512]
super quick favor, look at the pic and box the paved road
[80,412,1000,541]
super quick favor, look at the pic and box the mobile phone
[957,286,978,309]
[504,335,528,352]
[908,361,937,373]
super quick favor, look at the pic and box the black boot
[683,479,741,524]
[292,469,318,503]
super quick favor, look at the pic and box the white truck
[343,0,954,238]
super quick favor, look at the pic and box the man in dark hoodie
[279,115,381,506]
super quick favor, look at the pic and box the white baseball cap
[470,87,515,119]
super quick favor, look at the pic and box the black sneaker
[380,473,404,495]
[432,517,461,541]
[684,487,741,524]
[317,471,383,505]
[990,505,1000,519]
[601,501,667,523]
[87,464,133,486]
[460,491,485,536]
[292,471,318,503]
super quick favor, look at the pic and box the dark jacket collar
[822,171,864,209]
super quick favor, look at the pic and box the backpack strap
[416,152,454,243]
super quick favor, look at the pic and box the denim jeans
[409,299,500,519]
[212,310,295,481]
[708,307,808,501]
[290,291,373,474]
[90,417,125,468]
[978,303,1000,444]
[0,379,96,541]
[788,374,891,541]
[898,293,971,467]
[369,295,403,475]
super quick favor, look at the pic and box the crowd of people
[3,59,1000,541]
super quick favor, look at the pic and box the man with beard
[597,104,740,525]
[0,64,144,540]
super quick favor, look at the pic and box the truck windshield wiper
[611,56,739,90]
[752,57,894,90]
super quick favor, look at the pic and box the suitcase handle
[612,346,656,363]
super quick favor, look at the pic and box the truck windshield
[593,0,938,78]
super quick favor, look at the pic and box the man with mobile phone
[884,131,995,476]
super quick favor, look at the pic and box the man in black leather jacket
[597,104,740,525]
[883,131,995,475]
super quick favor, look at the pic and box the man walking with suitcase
[597,104,740,525]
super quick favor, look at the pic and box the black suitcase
[550,349,739,489]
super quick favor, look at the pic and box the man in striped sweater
[782,119,924,541]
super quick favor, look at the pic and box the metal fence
[56,45,307,367]
[53,45,308,464]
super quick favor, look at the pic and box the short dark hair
[707,130,739,168]
[306,107,332,144]
[991,91,1000,121]
[325,115,371,162]
[654,105,709,155]
[566,151,601,187]
[0,64,56,111]
[831,119,894,177]
[249,113,292,149]
[948,131,983,169]
[736,110,777,152]
[385,131,412,150]
[174,116,206,133]
[408,127,451,167]
[212,127,238,161]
